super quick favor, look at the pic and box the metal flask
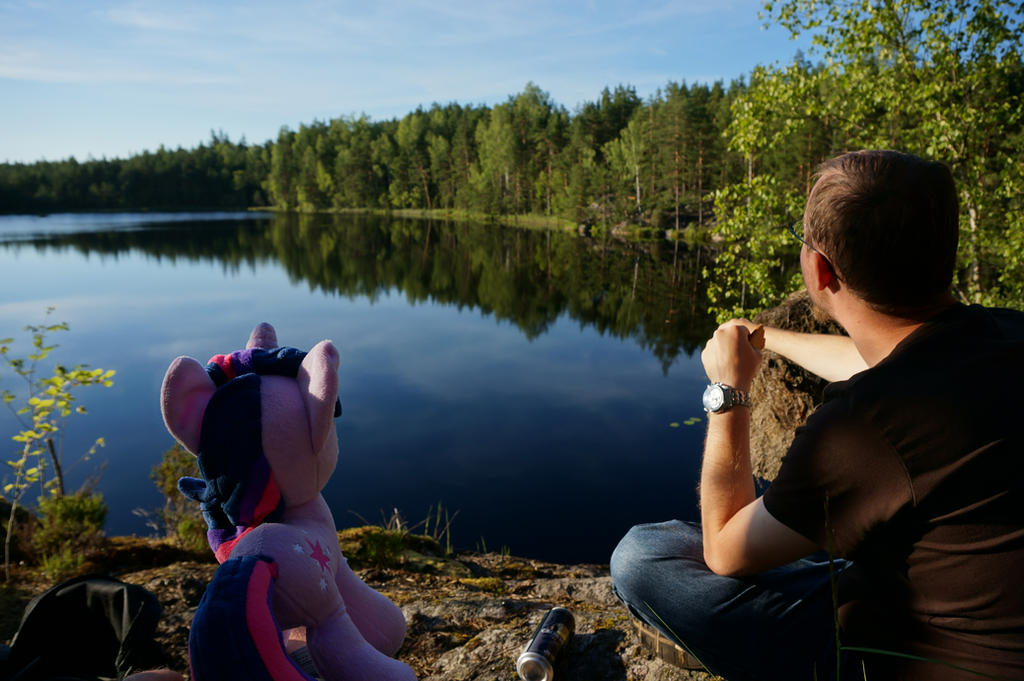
[516,607,576,681]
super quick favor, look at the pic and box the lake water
[0,212,716,564]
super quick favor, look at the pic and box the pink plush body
[161,324,416,681]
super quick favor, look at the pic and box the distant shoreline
[1,206,711,243]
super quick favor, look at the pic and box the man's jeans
[610,520,863,681]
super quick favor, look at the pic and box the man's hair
[804,150,959,314]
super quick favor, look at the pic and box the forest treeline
[0,80,743,231]
[2,0,1022,318]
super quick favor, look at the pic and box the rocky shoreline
[2,532,714,681]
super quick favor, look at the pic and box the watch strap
[726,385,751,409]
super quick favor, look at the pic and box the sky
[0,0,810,164]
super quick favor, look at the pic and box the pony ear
[298,340,339,453]
[161,356,216,453]
[246,322,278,350]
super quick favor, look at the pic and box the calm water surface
[0,212,716,564]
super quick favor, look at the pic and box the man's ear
[298,340,339,454]
[161,357,216,453]
[807,249,840,292]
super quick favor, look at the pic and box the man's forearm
[699,408,755,571]
[697,320,822,575]
[765,327,866,382]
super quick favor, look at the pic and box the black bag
[1,574,165,681]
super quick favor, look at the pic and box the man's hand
[701,319,763,391]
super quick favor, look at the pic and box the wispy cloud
[0,0,55,11]
[104,3,197,31]
[0,46,228,84]
[630,0,744,24]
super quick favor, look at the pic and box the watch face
[702,384,725,412]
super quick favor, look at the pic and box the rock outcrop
[749,290,845,481]
[2,533,715,681]
[128,550,714,680]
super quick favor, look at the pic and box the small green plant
[148,442,206,552]
[338,525,447,570]
[361,528,408,567]
[1,308,114,580]
[32,490,107,577]
[36,546,84,581]
[341,503,466,571]
[423,501,459,556]
[174,516,209,553]
[352,502,460,557]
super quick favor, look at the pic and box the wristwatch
[702,382,751,414]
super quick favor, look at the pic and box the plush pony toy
[160,322,416,681]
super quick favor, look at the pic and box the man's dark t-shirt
[764,304,1024,681]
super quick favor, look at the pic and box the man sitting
[611,150,1024,680]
